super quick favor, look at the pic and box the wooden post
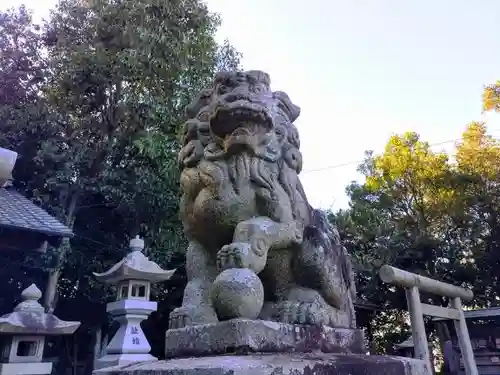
[406,286,432,371]
[451,297,478,375]
[379,265,478,375]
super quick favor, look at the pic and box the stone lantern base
[94,353,157,371]
[0,361,53,375]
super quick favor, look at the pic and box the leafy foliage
[333,113,500,354]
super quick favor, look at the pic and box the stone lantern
[0,147,17,187]
[93,236,176,370]
[0,284,80,375]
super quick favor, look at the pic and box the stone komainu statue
[172,70,356,329]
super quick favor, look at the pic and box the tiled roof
[0,188,73,238]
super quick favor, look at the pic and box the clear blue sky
[4,0,500,210]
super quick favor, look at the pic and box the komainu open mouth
[209,100,273,141]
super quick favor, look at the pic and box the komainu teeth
[212,102,273,135]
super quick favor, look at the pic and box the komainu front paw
[276,301,329,326]
[216,241,268,273]
[168,305,218,329]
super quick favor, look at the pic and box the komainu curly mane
[173,70,356,329]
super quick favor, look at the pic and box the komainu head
[179,70,302,170]
[178,70,310,226]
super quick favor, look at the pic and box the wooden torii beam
[380,265,478,375]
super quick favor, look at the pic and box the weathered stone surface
[93,353,432,375]
[0,361,52,375]
[95,353,157,371]
[0,285,80,375]
[211,269,264,320]
[172,70,357,330]
[165,319,365,358]
[0,284,80,335]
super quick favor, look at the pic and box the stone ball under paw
[211,268,264,320]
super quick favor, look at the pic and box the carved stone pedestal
[94,353,432,375]
[93,319,431,375]
[164,319,366,358]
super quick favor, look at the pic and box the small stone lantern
[0,284,80,375]
[93,236,176,370]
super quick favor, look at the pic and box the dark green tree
[40,0,241,313]
[331,132,487,353]
[0,6,58,312]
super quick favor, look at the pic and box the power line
[302,159,364,174]
[74,233,116,251]
[301,131,500,175]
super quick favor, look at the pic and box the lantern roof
[93,236,176,284]
[0,284,80,335]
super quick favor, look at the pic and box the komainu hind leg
[261,287,349,327]
[259,250,329,326]
[259,249,352,328]
[283,287,352,328]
